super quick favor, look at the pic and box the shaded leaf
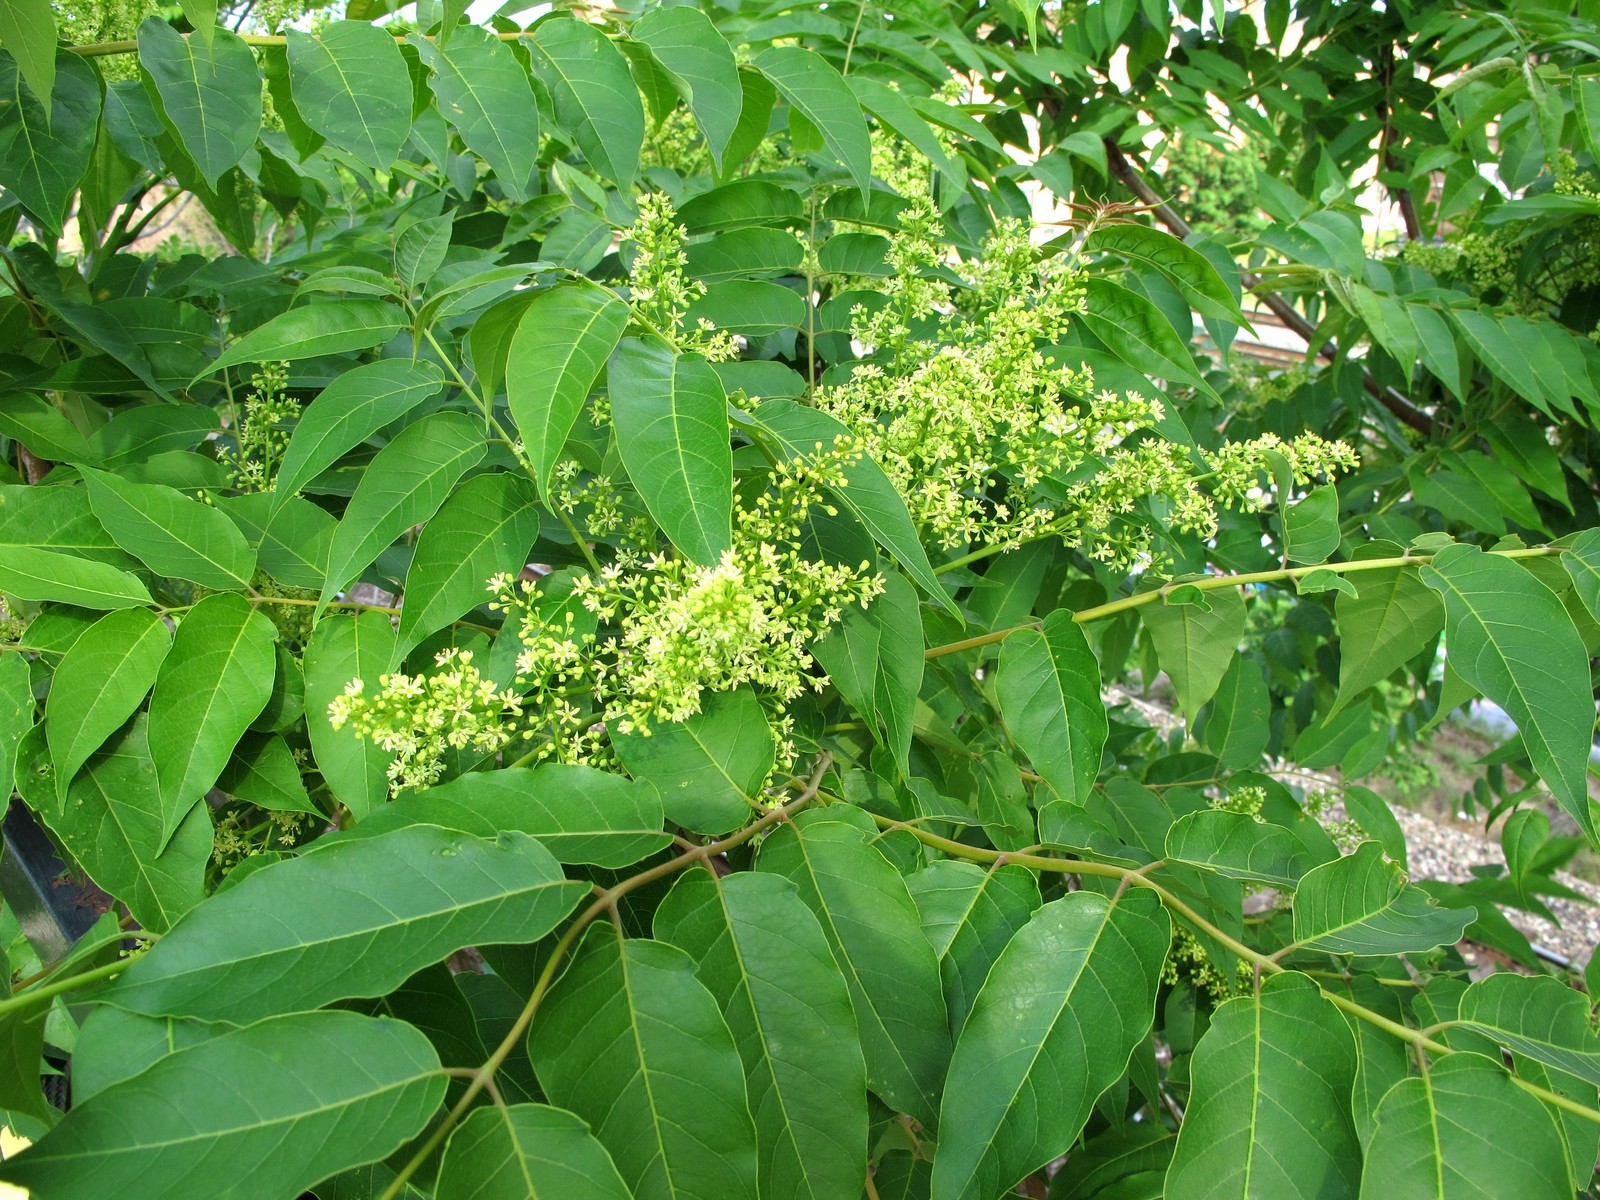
[609,338,734,567]
[437,1104,632,1200]
[529,930,760,1200]
[758,816,950,1127]
[657,870,868,1200]
[0,1012,445,1200]
[147,592,278,844]
[46,606,171,793]
[996,610,1105,806]
[930,890,1169,1200]
[105,825,588,1022]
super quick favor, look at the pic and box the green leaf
[1332,551,1444,717]
[1360,1052,1570,1199]
[609,338,734,566]
[437,1104,632,1200]
[414,24,539,201]
[46,606,171,793]
[1406,303,1465,400]
[1421,544,1597,841]
[0,49,100,235]
[0,482,122,560]
[745,399,955,616]
[137,18,260,187]
[319,410,488,611]
[0,393,95,465]
[273,359,446,506]
[206,298,404,378]
[0,0,55,120]
[1201,652,1270,769]
[1340,785,1408,870]
[331,762,670,868]
[529,930,761,1200]
[686,280,806,337]
[1283,484,1340,565]
[506,282,630,500]
[931,889,1169,1200]
[611,685,770,835]
[0,1012,446,1200]
[632,7,741,171]
[147,592,278,843]
[1086,224,1248,324]
[1166,971,1362,1198]
[811,571,923,776]
[1562,530,1600,624]
[106,824,587,1022]
[849,76,961,186]
[286,21,412,171]
[656,870,869,1200]
[0,651,30,789]
[758,817,951,1127]
[1079,278,1207,391]
[216,732,317,815]
[906,861,1040,1041]
[24,716,210,932]
[394,212,454,296]
[1457,974,1600,1086]
[81,468,255,589]
[304,611,396,820]
[753,46,871,198]
[397,472,541,657]
[220,492,334,588]
[1141,585,1245,722]
[1289,841,1474,955]
[527,17,643,187]
[0,545,152,609]
[1164,810,1332,889]
[996,610,1105,806]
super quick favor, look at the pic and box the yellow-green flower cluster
[1160,926,1237,1002]
[1209,784,1266,818]
[822,207,1360,569]
[1204,432,1362,512]
[622,194,739,362]
[514,438,883,743]
[329,649,523,791]
[225,363,298,493]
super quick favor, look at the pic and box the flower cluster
[507,438,883,756]
[329,649,524,791]
[1160,926,1238,1002]
[224,363,298,493]
[1209,784,1266,819]
[821,206,1360,569]
[622,194,739,362]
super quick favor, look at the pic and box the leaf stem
[377,754,835,1200]
[923,545,1562,660]
[0,957,128,1018]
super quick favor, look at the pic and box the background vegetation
[4,0,1600,1196]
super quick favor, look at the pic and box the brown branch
[1101,138,1435,438]
[1378,45,1423,242]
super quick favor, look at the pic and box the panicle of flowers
[1204,432,1361,512]
[484,438,882,775]
[223,362,299,493]
[328,649,523,792]
[1209,784,1266,819]
[622,194,740,362]
[572,437,883,739]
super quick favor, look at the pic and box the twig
[1100,138,1434,438]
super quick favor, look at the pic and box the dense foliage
[4,0,1600,1195]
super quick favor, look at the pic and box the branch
[1101,138,1435,438]
[868,813,1600,1128]
[377,753,835,1200]
[923,544,1561,660]
[1377,44,1423,243]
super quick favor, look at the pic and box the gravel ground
[1106,686,1600,967]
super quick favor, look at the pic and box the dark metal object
[1,799,101,968]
